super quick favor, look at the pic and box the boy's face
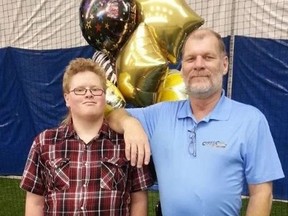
[64,71,106,121]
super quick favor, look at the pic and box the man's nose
[194,56,205,68]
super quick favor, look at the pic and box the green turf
[0,178,287,216]
[0,178,25,216]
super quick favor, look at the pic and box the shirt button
[83,184,87,187]
[81,206,84,210]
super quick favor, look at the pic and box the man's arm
[25,192,44,216]
[246,182,273,216]
[130,190,148,216]
[106,108,151,167]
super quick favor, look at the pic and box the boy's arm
[25,192,44,216]
[130,190,148,216]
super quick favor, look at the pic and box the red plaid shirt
[20,121,153,215]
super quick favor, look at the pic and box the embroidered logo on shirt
[202,141,227,148]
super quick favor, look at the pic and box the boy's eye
[91,88,100,92]
[75,88,86,93]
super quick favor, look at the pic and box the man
[20,58,153,216]
[107,28,284,215]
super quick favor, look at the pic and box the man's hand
[123,117,151,167]
[106,108,151,167]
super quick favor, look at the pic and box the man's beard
[185,75,223,99]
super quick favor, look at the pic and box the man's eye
[205,56,213,60]
[184,57,194,62]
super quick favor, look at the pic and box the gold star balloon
[116,23,168,107]
[115,0,203,106]
[136,0,204,63]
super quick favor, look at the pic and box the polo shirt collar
[177,90,232,122]
[209,90,231,121]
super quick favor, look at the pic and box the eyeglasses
[69,87,104,96]
[188,126,197,157]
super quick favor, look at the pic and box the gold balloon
[156,69,187,102]
[116,23,169,107]
[105,80,126,116]
[136,0,204,63]
[90,0,204,108]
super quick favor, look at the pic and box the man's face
[181,35,228,99]
[64,71,106,121]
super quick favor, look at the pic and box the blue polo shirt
[127,92,284,216]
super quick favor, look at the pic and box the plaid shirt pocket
[44,158,70,191]
[100,157,128,191]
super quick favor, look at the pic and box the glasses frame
[69,87,105,96]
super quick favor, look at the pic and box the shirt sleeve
[244,112,284,184]
[130,165,154,192]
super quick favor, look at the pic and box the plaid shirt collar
[59,119,112,140]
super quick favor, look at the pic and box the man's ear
[222,56,229,75]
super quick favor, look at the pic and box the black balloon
[80,0,137,58]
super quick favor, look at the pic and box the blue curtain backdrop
[0,45,95,174]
